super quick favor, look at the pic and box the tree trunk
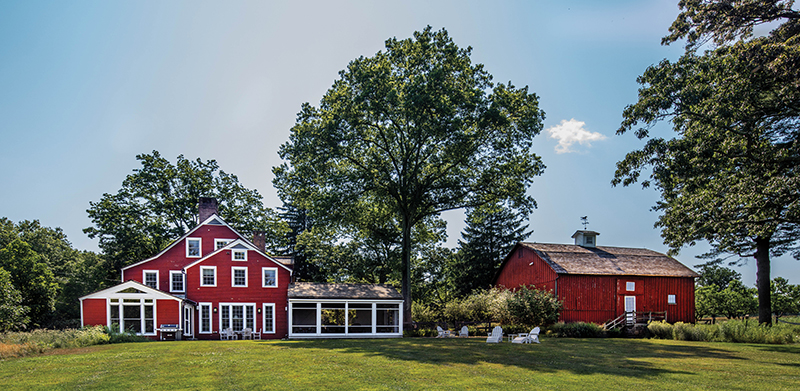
[401,214,412,331]
[755,236,771,325]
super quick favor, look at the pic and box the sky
[1,0,796,287]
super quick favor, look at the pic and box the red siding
[495,244,697,324]
[82,298,107,326]
[122,224,240,286]
[495,247,558,293]
[157,299,181,327]
[186,250,290,339]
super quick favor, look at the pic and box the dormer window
[233,249,247,261]
[187,238,202,258]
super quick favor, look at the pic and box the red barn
[79,197,403,339]
[494,231,699,325]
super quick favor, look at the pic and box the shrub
[548,322,605,338]
[673,322,706,341]
[647,319,798,344]
[505,285,562,327]
[412,301,442,323]
[647,321,673,339]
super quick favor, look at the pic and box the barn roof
[520,243,699,278]
[288,282,403,300]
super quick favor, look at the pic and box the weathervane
[581,216,589,230]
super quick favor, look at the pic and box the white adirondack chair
[486,326,503,343]
[436,326,451,338]
[242,328,252,340]
[512,327,540,344]
[458,326,469,337]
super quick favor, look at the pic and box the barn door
[624,296,636,325]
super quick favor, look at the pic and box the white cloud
[546,118,607,154]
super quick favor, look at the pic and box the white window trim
[215,238,233,250]
[262,267,278,288]
[263,303,276,334]
[199,302,212,334]
[186,237,202,258]
[626,281,635,291]
[232,266,248,287]
[668,294,677,305]
[218,302,256,332]
[143,270,159,290]
[169,270,185,293]
[107,297,157,336]
[200,266,217,287]
[232,249,247,262]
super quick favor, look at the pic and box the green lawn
[1,338,798,390]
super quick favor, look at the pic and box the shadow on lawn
[264,338,744,378]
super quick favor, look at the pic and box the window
[187,238,201,257]
[215,239,232,250]
[200,266,216,287]
[585,236,594,245]
[668,294,676,305]
[626,281,635,291]
[232,267,248,287]
[219,303,255,331]
[183,306,193,336]
[109,298,155,335]
[199,303,212,334]
[233,249,247,261]
[263,303,275,333]
[262,267,278,288]
[143,270,158,290]
[170,271,185,293]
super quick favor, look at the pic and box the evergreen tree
[449,202,531,297]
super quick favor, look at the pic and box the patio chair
[253,328,262,340]
[486,326,503,343]
[436,326,451,338]
[242,328,252,340]
[512,327,540,344]
[219,328,231,340]
[458,326,468,337]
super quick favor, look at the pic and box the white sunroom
[287,282,403,338]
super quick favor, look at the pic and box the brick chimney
[198,197,218,223]
[252,231,266,252]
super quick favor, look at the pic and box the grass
[1,338,799,390]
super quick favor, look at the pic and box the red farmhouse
[494,230,699,325]
[80,198,403,340]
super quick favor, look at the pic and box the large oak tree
[274,27,545,328]
[614,0,800,324]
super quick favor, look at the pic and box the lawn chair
[486,326,503,343]
[252,328,262,340]
[458,326,468,337]
[512,327,540,344]
[242,328,252,340]
[219,328,231,340]
[436,326,451,338]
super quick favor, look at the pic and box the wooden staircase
[603,311,667,330]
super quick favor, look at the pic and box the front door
[183,306,193,337]
[624,296,636,325]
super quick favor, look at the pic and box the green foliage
[547,322,606,338]
[448,202,530,298]
[696,280,758,320]
[505,286,562,327]
[647,319,800,344]
[696,264,741,289]
[0,268,29,331]
[771,277,800,317]
[0,239,58,328]
[0,218,104,328]
[614,0,800,324]
[274,27,545,323]
[85,151,288,279]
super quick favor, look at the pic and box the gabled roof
[500,242,699,278]
[79,280,188,302]
[183,238,293,273]
[288,283,403,300]
[121,214,291,273]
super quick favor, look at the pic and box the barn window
[263,303,275,333]
[233,249,247,261]
[200,266,217,287]
[143,270,158,289]
[187,238,202,257]
[232,267,248,287]
[199,303,212,333]
[626,281,635,291]
[170,270,184,293]
[668,294,676,305]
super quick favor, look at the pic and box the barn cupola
[572,230,599,248]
